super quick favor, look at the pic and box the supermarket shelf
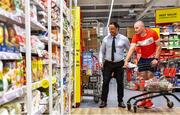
[32,81,41,90]
[33,93,59,114]
[0,8,23,27]
[52,40,60,46]
[34,105,47,114]
[39,37,60,46]
[31,0,46,12]
[160,61,168,63]
[0,86,26,106]
[176,73,180,76]
[19,14,47,31]
[20,48,39,57]
[0,52,22,60]
[44,14,60,27]
[160,32,180,35]
[162,46,180,49]
[43,59,59,65]
[160,39,168,42]
[32,78,56,90]
[33,97,48,114]
[0,8,46,31]
[30,20,47,31]
[0,78,51,106]
[52,21,60,27]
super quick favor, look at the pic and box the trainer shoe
[137,100,146,107]
[144,100,154,109]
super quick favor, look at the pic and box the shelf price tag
[41,79,49,88]
[168,47,173,49]
[32,83,36,89]
[35,82,39,89]
[52,77,57,84]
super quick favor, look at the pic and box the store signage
[151,28,160,37]
[155,8,180,24]
[72,7,81,104]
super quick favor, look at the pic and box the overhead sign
[155,8,180,24]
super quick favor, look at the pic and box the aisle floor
[72,78,180,114]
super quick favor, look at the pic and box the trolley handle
[123,63,154,70]
[137,63,152,68]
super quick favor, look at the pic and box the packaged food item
[0,0,12,11]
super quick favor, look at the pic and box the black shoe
[99,101,107,108]
[118,102,126,108]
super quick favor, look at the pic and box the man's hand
[124,61,128,68]
[99,63,103,69]
[151,59,158,67]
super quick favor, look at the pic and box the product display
[0,0,74,114]
[158,24,180,49]
[1,0,180,114]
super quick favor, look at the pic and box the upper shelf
[160,32,180,35]
[0,8,46,31]
[0,52,22,60]
[31,0,46,12]
[162,46,180,49]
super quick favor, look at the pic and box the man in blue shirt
[99,22,130,108]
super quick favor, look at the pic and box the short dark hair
[109,22,120,29]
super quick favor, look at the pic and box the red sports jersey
[131,28,159,58]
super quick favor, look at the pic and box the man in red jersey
[125,21,161,108]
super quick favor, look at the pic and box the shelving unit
[159,24,180,50]
[157,23,180,91]
[0,0,76,114]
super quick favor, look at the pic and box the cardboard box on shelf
[127,27,135,39]
[82,28,97,38]
[82,29,89,39]
[89,28,97,35]
[85,38,100,51]
[82,28,99,50]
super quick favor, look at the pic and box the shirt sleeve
[99,37,106,63]
[131,35,138,44]
[124,36,130,50]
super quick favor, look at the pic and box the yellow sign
[156,8,180,24]
[151,28,160,37]
[41,79,49,88]
[72,7,81,104]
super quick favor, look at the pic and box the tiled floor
[80,78,180,108]
[72,79,180,114]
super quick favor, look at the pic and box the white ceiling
[78,0,180,27]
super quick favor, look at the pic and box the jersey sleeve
[131,35,138,44]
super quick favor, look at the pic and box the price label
[168,47,173,49]
[52,77,57,84]
[32,83,36,89]
[41,79,49,88]
[35,82,39,89]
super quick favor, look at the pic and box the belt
[105,60,124,64]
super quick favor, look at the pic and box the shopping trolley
[126,63,180,113]
[82,52,102,103]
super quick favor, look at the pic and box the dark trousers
[138,58,157,73]
[101,60,124,103]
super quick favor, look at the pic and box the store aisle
[80,78,180,108]
[72,78,180,114]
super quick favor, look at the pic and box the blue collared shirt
[99,33,130,63]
